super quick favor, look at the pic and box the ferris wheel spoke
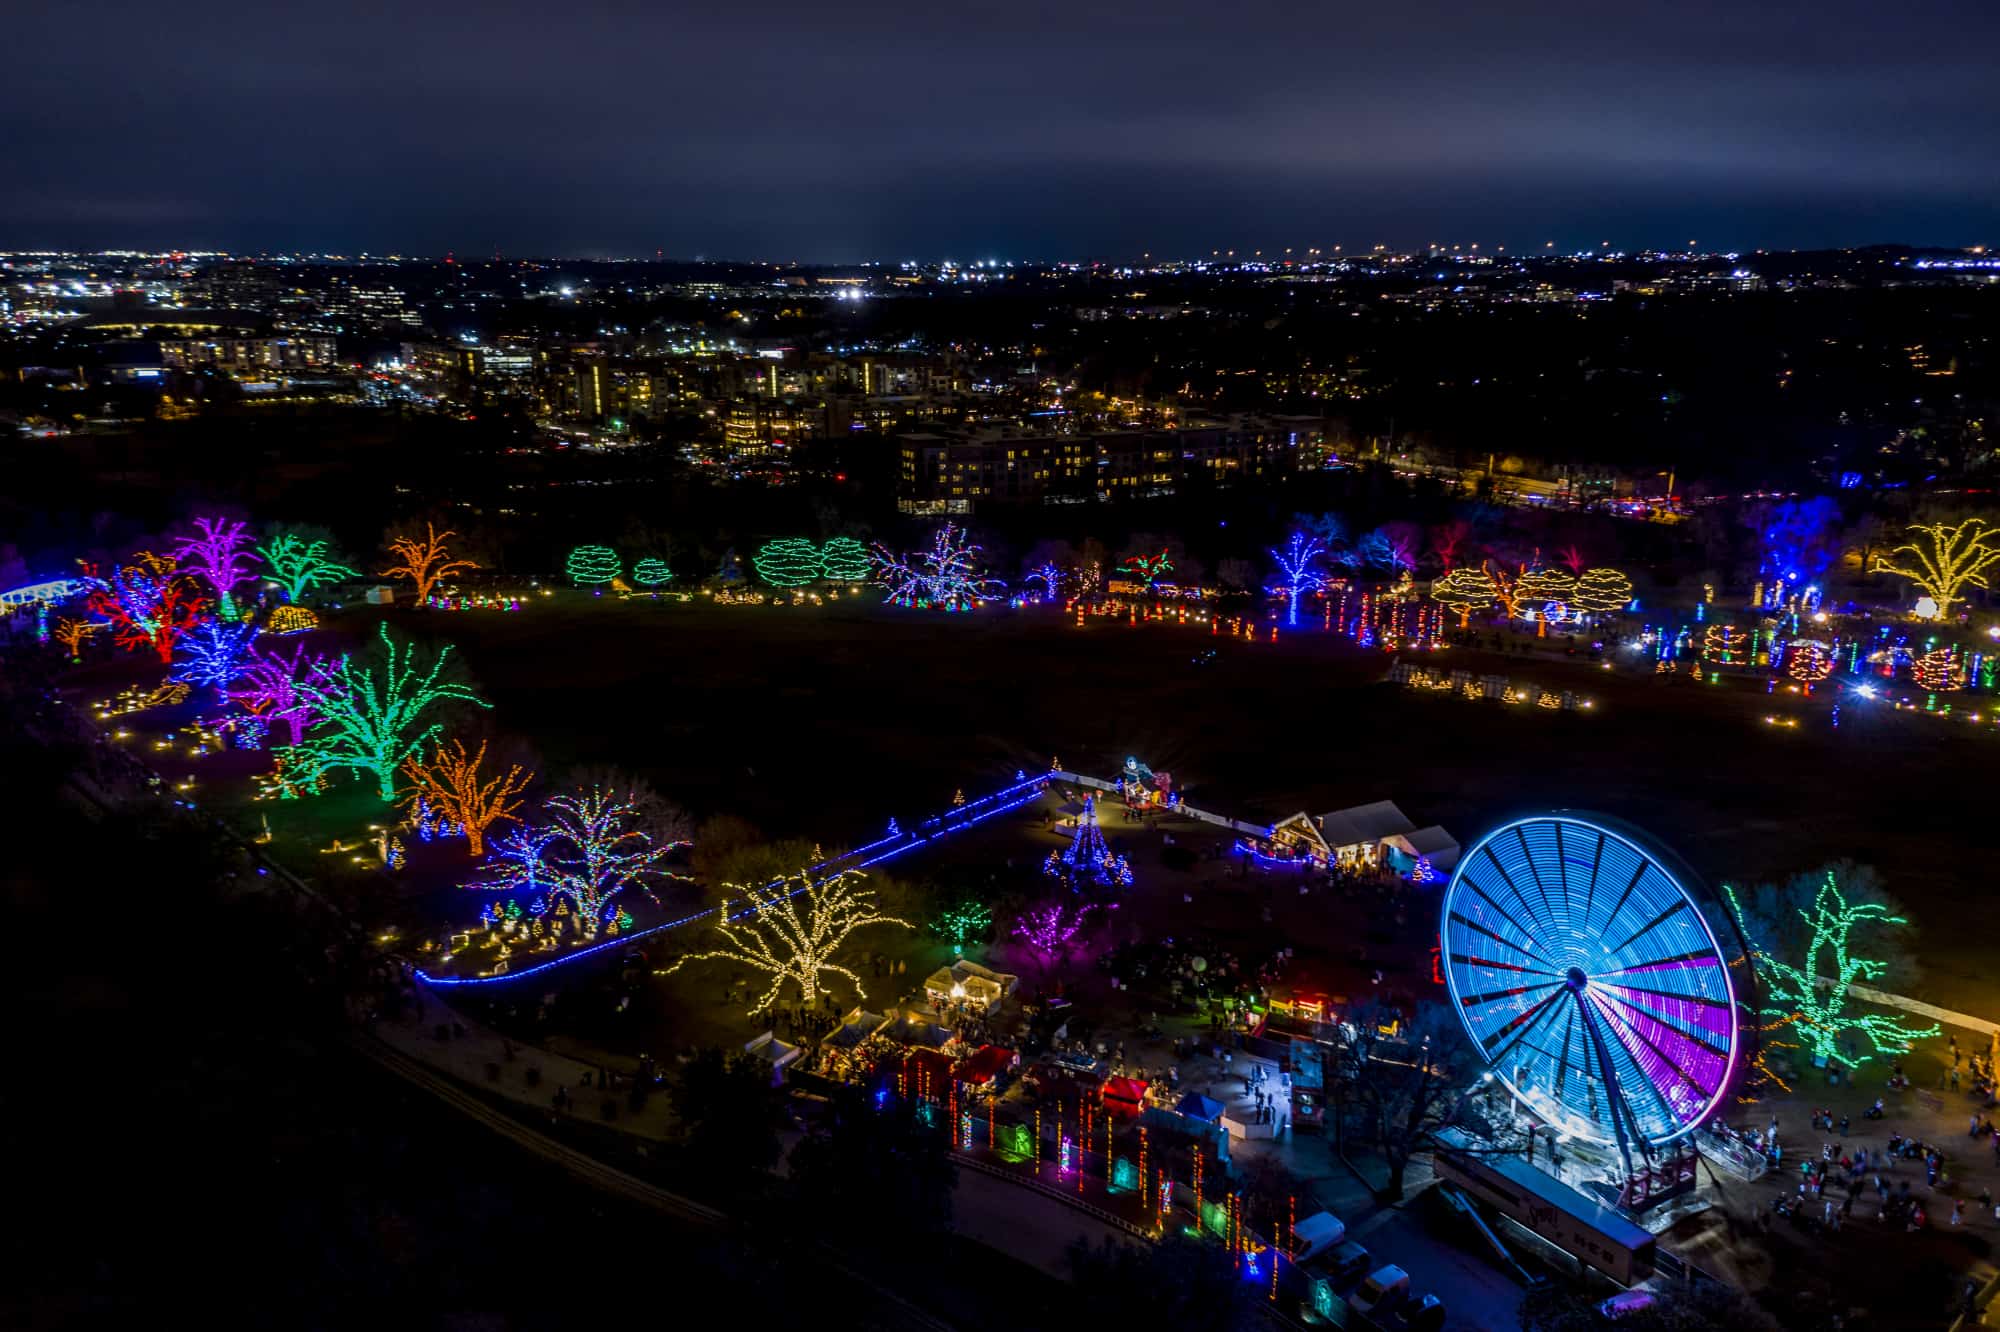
[1470,848,1561,946]
[1448,953,1558,977]
[1448,909,1555,970]
[1604,897,1691,960]
[1592,949,1725,979]
[1591,991,1720,1108]
[1515,824,1573,936]
[1580,995,1687,1137]
[1596,860,1649,940]
[1482,986,1569,1062]
[1577,829,1607,936]
[1594,986,1733,1061]
[1458,979,1563,1009]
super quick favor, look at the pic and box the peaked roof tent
[1319,800,1416,849]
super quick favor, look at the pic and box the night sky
[7,0,1998,259]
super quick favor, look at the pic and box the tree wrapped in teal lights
[256,529,357,602]
[754,538,822,588]
[567,545,621,585]
[1043,797,1133,889]
[279,623,488,801]
[1726,868,1937,1070]
[930,898,994,956]
[632,557,673,587]
[819,536,871,582]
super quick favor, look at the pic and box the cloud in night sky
[5,0,1998,257]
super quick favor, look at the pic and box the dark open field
[355,594,1992,1016]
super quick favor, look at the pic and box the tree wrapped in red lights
[170,516,260,618]
[84,562,207,663]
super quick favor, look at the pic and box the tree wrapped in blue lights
[754,538,822,588]
[1757,496,1841,609]
[818,537,871,582]
[871,523,1005,610]
[1043,797,1133,889]
[1024,561,1064,598]
[1268,531,1329,626]
[566,545,621,586]
[1726,868,1937,1071]
[169,619,261,691]
[278,622,488,801]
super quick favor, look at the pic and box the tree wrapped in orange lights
[381,523,479,603]
[52,616,100,661]
[400,738,532,857]
[1786,639,1835,683]
[1912,647,1963,693]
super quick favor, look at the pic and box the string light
[1428,566,1497,626]
[1041,796,1134,887]
[1267,532,1328,627]
[84,561,207,663]
[1571,567,1634,614]
[1702,624,1750,666]
[256,531,357,603]
[267,604,319,634]
[566,545,621,585]
[170,515,260,618]
[632,558,673,587]
[381,523,479,602]
[871,523,1005,609]
[818,536,871,582]
[1913,646,1963,692]
[399,738,532,857]
[169,619,261,689]
[1873,519,2000,619]
[753,538,822,588]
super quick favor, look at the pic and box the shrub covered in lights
[1571,567,1634,614]
[819,536,871,582]
[632,557,673,586]
[754,538,822,588]
[566,545,621,585]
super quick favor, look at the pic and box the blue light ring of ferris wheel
[1438,814,1741,1147]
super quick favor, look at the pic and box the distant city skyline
[6,0,1999,260]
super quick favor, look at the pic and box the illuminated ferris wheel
[1439,814,1744,1174]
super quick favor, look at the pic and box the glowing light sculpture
[753,538,822,588]
[84,562,206,663]
[872,523,1005,610]
[1874,519,2000,621]
[226,641,334,745]
[632,558,673,587]
[566,545,621,585]
[1268,532,1328,627]
[279,623,488,801]
[256,532,357,603]
[1042,797,1134,889]
[1786,639,1835,683]
[400,738,532,857]
[1571,568,1635,615]
[1912,647,1962,692]
[1725,871,1937,1070]
[1120,549,1174,592]
[931,900,994,956]
[1702,625,1750,667]
[170,516,260,617]
[818,536,871,582]
[267,604,319,634]
[381,523,479,603]
[169,619,261,690]
[662,865,910,1013]
[1429,567,1498,627]
[1439,814,1741,1175]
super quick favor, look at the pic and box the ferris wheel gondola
[1439,814,1744,1175]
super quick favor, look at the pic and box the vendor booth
[1101,1075,1151,1117]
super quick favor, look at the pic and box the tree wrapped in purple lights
[1012,900,1095,969]
[171,516,260,618]
[1268,531,1330,626]
[169,619,261,691]
[225,640,335,745]
[1042,797,1133,889]
[277,622,487,801]
[474,788,681,933]
[871,523,1005,610]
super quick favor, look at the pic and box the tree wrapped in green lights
[257,529,358,602]
[1726,868,1938,1071]
[819,536,871,582]
[930,899,993,955]
[279,623,488,801]
[632,557,673,587]
[567,545,621,585]
[754,538,822,588]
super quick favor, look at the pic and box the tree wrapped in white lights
[871,523,1005,610]
[1873,519,2000,620]
[663,866,910,1013]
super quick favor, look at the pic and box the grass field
[345,593,1994,1019]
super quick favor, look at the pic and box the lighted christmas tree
[475,787,677,928]
[170,516,260,618]
[818,536,871,582]
[1702,624,1750,666]
[661,864,910,1013]
[1012,900,1094,969]
[1913,646,1963,692]
[754,538,822,588]
[871,523,1004,609]
[1042,797,1134,889]
[567,545,621,585]
[1726,870,1937,1069]
[279,623,488,801]
[256,530,358,603]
